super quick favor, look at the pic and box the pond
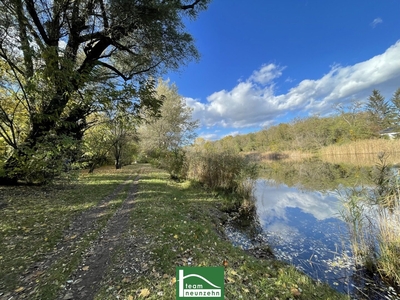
[224,159,400,299]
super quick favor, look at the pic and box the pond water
[224,159,400,299]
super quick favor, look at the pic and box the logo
[176,267,224,299]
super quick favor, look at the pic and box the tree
[83,111,138,172]
[0,0,210,183]
[366,89,394,133]
[139,79,198,177]
[390,87,400,126]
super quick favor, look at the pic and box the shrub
[185,145,258,208]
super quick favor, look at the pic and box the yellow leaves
[127,295,134,300]
[170,277,176,285]
[14,287,24,293]
[227,277,235,283]
[82,266,89,271]
[173,234,178,239]
[229,269,237,276]
[139,288,150,298]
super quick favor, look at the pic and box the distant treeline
[206,88,400,153]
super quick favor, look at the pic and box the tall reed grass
[243,151,313,163]
[185,146,258,209]
[339,153,400,286]
[320,139,400,166]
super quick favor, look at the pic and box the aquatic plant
[339,152,400,287]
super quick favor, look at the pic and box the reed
[185,147,258,209]
[320,139,400,166]
[243,151,313,163]
[339,154,400,286]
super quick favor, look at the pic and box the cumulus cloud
[249,63,285,85]
[371,17,383,28]
[187,40,400,129]
[255,180,339,222]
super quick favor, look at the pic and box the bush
[5,135,80,184]
[185,145,258,208]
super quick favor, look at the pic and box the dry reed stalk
[320,140,400,166]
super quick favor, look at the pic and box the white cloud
[198,133,219,141]
[249,63,285,85]
[371,17,383,28]
[187,40,400,129]
[223,131,240,138]
[255,180,339,222]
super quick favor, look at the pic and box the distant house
[379,127,400,139]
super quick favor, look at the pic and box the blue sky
[164,0,400,140]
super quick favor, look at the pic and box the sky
[163,0,400,140]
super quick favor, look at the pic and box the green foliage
[6,135,80,184]
[0,0,209,182]
[139,79,198,178]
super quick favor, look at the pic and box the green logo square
[176,267,224,299]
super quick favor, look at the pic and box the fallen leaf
[229,270,237,276]
[222,259,228,267]
[82,266,89,271]
[127,295,133,300]
[139,288,150,298]
[170,277,176,285]
[173,234,178,239]
[227,277,235,283]
[122,277,131,283]
[242,288,249,293]
[291,288,301,297]
[14,287,24,293]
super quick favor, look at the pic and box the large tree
[139,79,198,154]
[138,79,198,177]
[0,0,209,182]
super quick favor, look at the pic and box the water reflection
[225,159,400,299]
[255,180,353,293]
[255,180,340,222]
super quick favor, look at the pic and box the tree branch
[24,0,52,45]
[97,61,130,81]
[181,0,201,10]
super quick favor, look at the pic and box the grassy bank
[96,165,347,300]
[0,166,135,298]
[0,164,348,299]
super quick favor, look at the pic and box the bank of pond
[225,156,400,299]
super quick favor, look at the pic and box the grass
[319,139,400,166]
[0,165,136,299]
[95,165,348,300]
[0,164,349,299]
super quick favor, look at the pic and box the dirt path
[59,175,140,300]
[4,172,141,300]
